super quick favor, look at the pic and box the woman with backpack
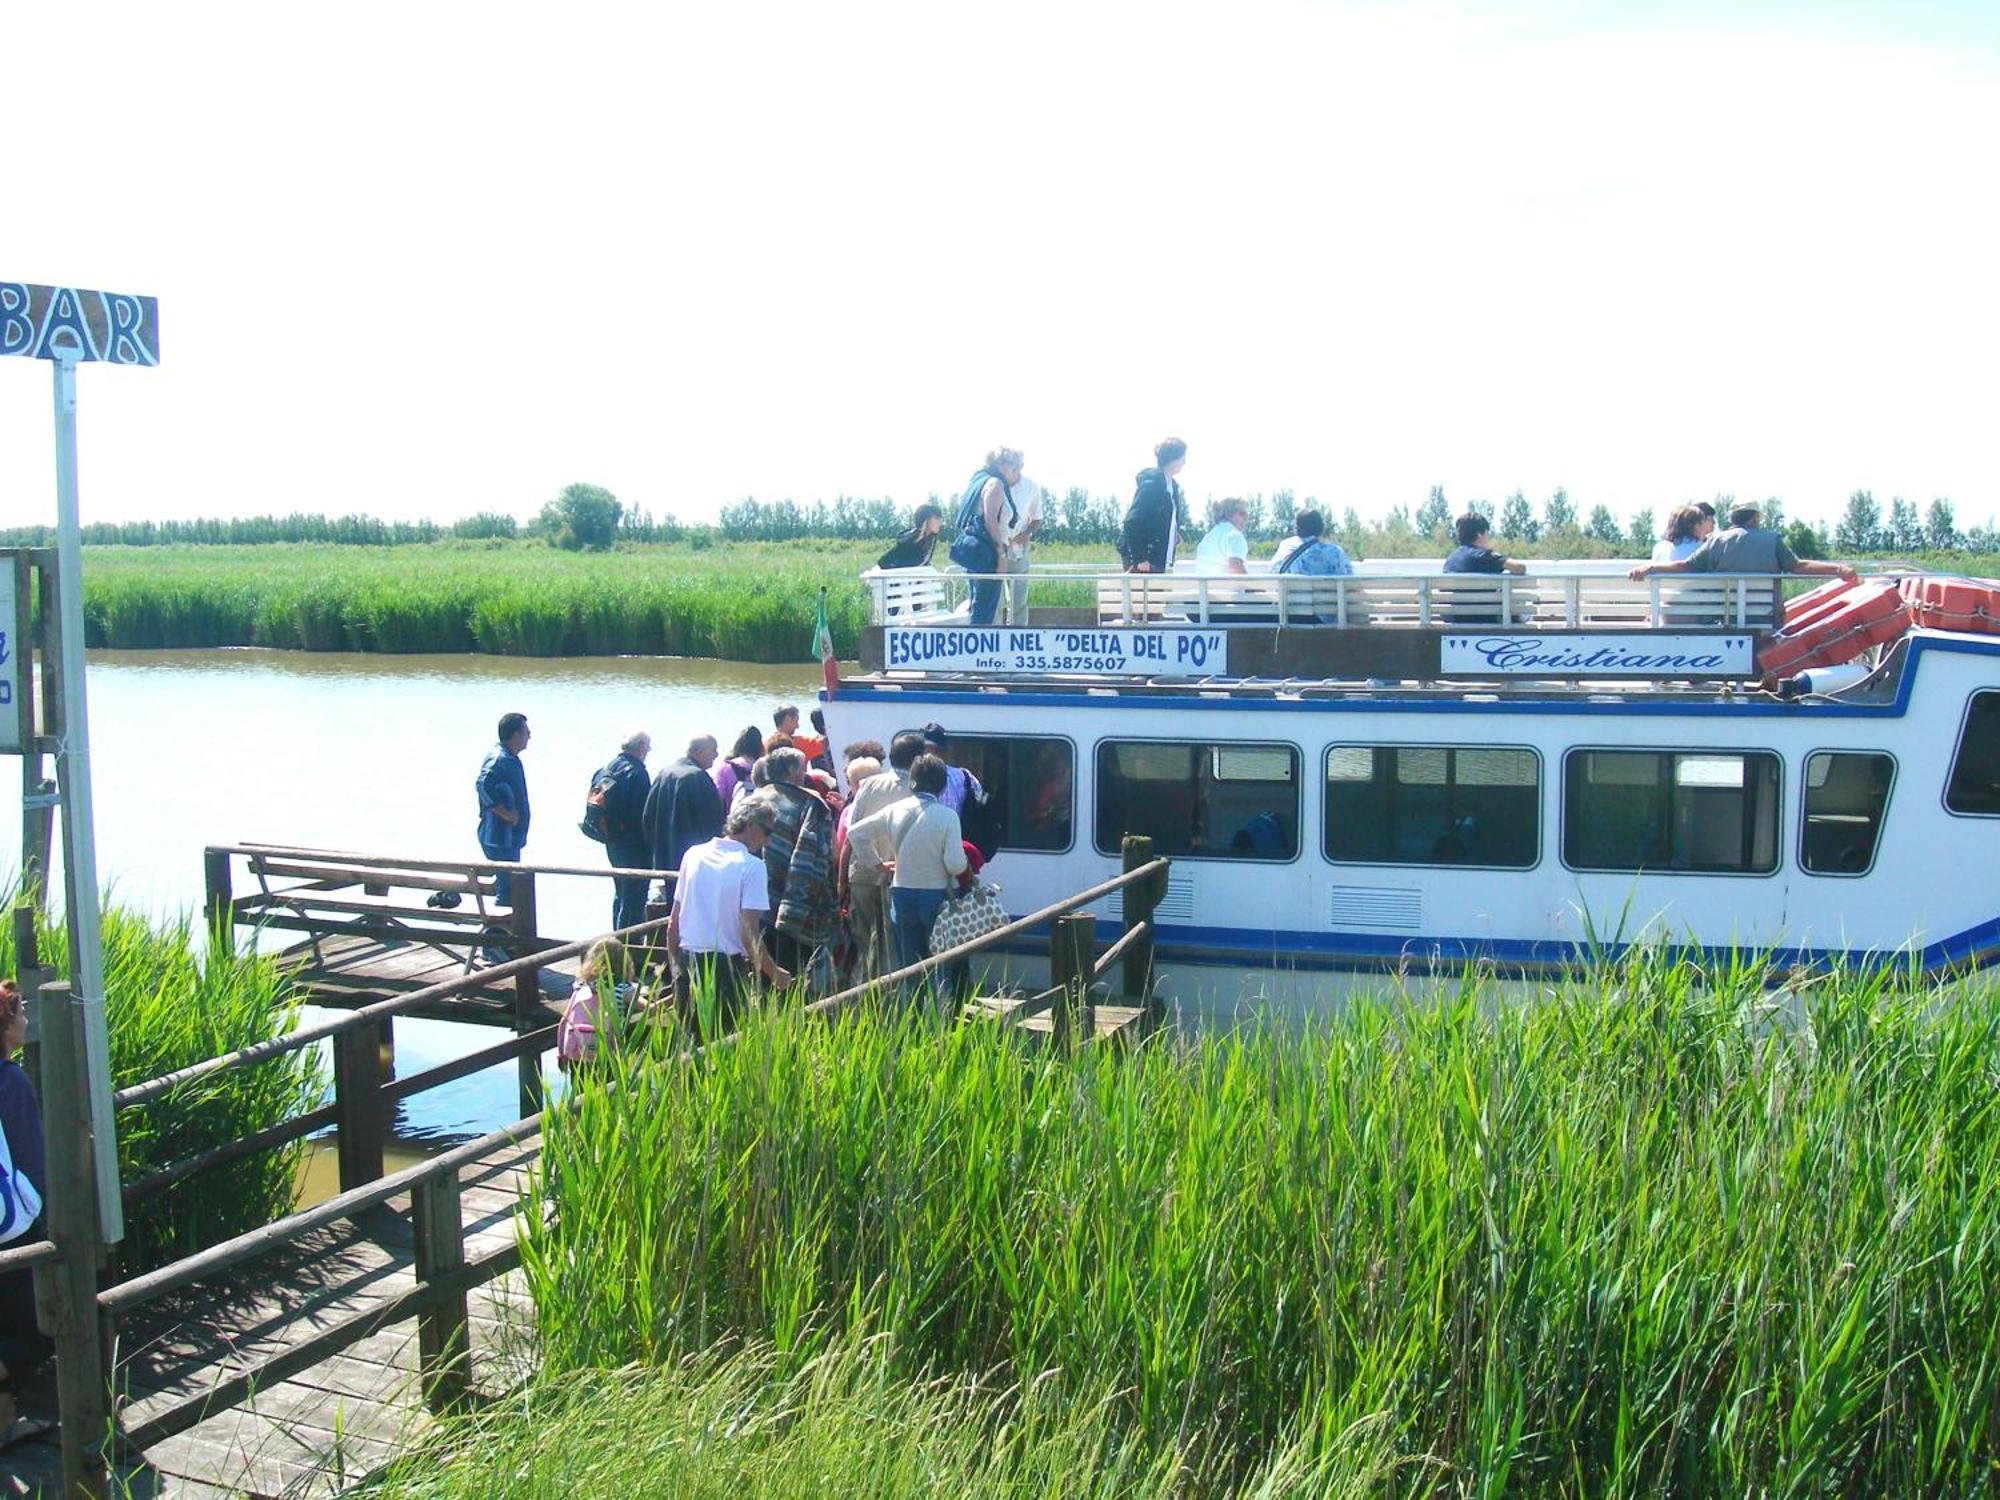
[712,726,763,809]
[946,447,1022,626]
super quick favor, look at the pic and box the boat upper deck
[856,558,1840,698]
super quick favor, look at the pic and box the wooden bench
[1094,574,1541,628]
[862,567,957,622]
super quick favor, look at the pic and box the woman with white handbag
[0,980,54,1448]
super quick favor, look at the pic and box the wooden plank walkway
[7,1139,540,1499]
[277,933,577,1026]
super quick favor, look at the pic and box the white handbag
[0,1114,44,1244]
[929,880,1009,953]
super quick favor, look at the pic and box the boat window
[1801,752,1893,875]
[1945,691,2000,815]
[1563,750,1780,874]
[1095,740,1298,861]
[920,735,1073,852]
[1324,746,1539,867]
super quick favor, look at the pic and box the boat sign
[883,625,1229,676]
[1,281,159,365]
[1441,632,1755,677]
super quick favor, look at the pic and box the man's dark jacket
[1119,467,1180,572]
[641,757,724,876]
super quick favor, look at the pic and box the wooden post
[202,847,235,944]
[332,1023,386,1192]
[30,982,111,1498]
[509,871,543,1118]
[17,552,54,916]
[1119,836,1160,1009]
[1049,913,1095,1050]
[12,906,43,1087]
[412,1168,469,1411]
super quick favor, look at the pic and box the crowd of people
[879,437,1859,619]
[474,709,1002,1062]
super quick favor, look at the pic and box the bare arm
[738,910,790,987]
[981,479,1009,549]
[1503,559,1526,575]
[1224,557,1248,575]
[1629,558,1693,580]
[1790,560,1858,580]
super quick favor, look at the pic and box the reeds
[76,542,883,661]
[518,956,2000,1495]
[2,899,322,1273]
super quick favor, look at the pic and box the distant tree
[1883,497,1923,553]
[1585,505,1623,545]
[1627,507,1656,550]
[1414,485,1451,538]
[451,511,517,540]
[1542,486,1577,537]
[1835,490,1882,553]
[1926,498,1960,551]
[1497,490,1538,542]
[1380,502,1416,549]
[1759,496,1785,532]
[1783,520,1826,560]
[1337,506,1366,554]
[539,482,623,551]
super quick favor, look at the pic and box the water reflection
[54,648,821,1143]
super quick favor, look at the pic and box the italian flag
[813,587,839,698]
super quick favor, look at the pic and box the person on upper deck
[1270,509,1354,576]
[1194,497,1252,575]
[1001,472,1044,625]
[951,448,1022,627]
[1652,503,1715,562]
[1628,500,1854,622]
[1444,513,1525,575]
[877,503,944,570]
[1119,437,1188,574]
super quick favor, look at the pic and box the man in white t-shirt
[665,798,791,1026]
[1000,474,1044,625]
[1193,498,1251,574]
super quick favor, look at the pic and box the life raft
[1894,575,2000,635]
[1756,580,1909,679]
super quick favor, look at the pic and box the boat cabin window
[1095,740,1298,861]
[1801,752,1894,875]
[917,734,1074,852]
[1563,750,1780,875]
[1324,746,1539,867]
[1945,691,2000,816]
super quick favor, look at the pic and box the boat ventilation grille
[1110,871,1195,925]
[1329,885,1422,931]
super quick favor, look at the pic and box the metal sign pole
[51,350,124,1242]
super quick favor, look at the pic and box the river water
[39,648,820,1142]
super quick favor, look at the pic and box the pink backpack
[557,980,607,1067]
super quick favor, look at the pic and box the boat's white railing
[862,565,1802,631]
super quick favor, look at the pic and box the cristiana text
[1469,637,1729,671]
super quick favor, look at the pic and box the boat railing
[863,564,1801,631]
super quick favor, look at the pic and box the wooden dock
[9,1138,539,1499]
[277,932,576,1026]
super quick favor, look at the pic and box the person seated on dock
[1193,497,1252,575]
[1627,499,1854,625]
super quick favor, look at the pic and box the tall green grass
[75,542,884,661]
[2,899,322,1273]
[520,958,2000,1495]
[365,1335,1402,1499]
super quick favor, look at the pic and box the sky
[3,0,1997,533]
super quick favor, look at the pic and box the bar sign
[1,281,159,365]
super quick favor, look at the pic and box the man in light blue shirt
[1193,498,1251,574]
[1271,509,1353,576]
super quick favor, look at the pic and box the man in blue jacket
[1119,436,1188,574]
[476,712,532,920]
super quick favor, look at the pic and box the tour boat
[824,559,2000,1012]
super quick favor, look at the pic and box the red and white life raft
[1756,580,1909,679]
[1894,575,2000,635]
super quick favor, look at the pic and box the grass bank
[515,958,2000,1495]
[76,541,886,661]
[2,900,321,1273]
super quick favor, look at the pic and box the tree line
[3,482,1992,557]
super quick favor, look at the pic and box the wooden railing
[22,839,1171,1492]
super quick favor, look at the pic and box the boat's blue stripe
[983,909,2000,978]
